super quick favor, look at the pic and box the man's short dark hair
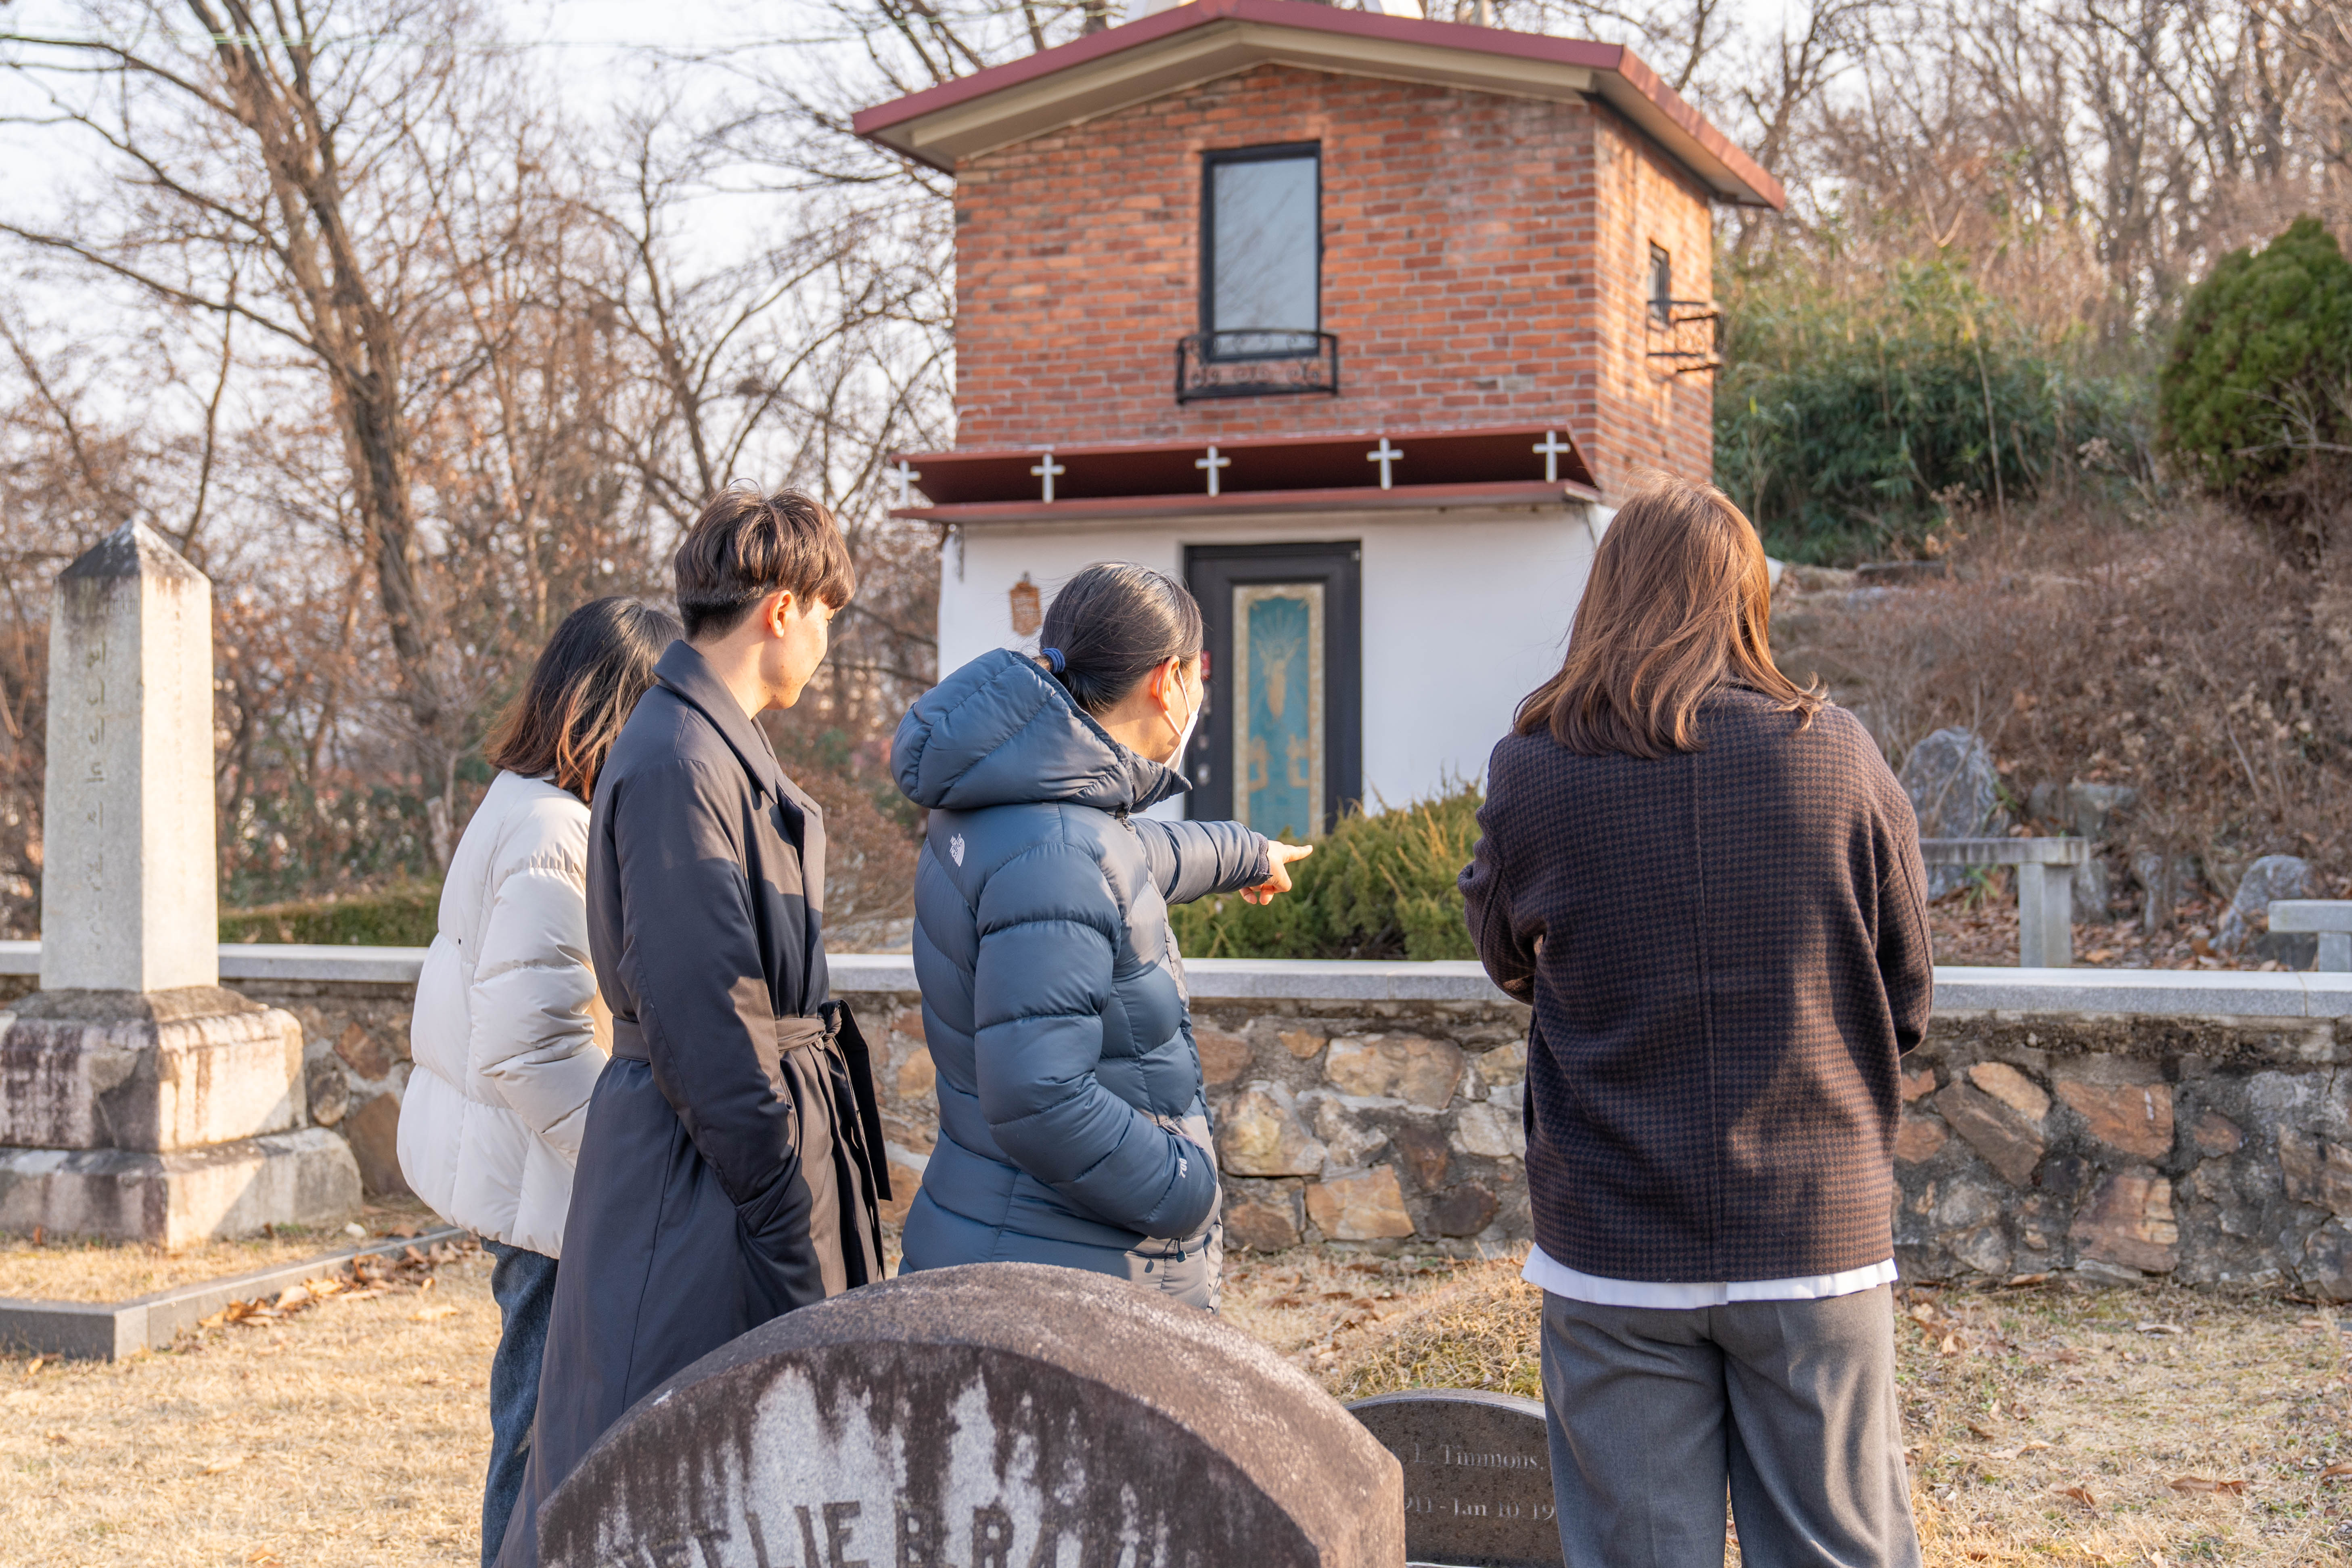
[674,486,857,641]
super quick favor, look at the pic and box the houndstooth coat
[1460,687,1933,1283]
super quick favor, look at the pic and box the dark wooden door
[1184,542,1361,839]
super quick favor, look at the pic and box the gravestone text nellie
[539,1262,1404,1568]
[1347,1390,1561,1568]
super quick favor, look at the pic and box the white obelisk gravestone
[40,523,220,992]
[0,523,360,1246]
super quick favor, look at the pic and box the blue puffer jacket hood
[888,649,1269,1293]
[892,647,1186,815]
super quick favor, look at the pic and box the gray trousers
[1539,1286,1920,1568]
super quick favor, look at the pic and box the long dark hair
[1038,563,1204,715]
[1515,475,1821,759]
[486,598,682,800]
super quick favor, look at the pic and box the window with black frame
[1202,144,1320,360]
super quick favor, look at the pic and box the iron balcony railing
[1645,301,1723,374]
[1174,330,1340,403]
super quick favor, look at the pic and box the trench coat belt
[607,1013,828,1064]
[605,1005,892,1203]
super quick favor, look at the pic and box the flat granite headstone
[539,1261,1405,1568]
[1346,1390,1561,1568]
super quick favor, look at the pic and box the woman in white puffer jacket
[397,596,680,1568]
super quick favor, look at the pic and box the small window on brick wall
[1648,243,1673,326]
[1202,143,1320,359]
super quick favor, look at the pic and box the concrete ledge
[829,953,918,994]
[1182,957,1513,1003]
[0,942,431,985]
[0,1223,468,1360]
[1931,965,2352,1019]
[6,941,2352,1019]
[218,944,430,984]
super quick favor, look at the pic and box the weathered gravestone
[0,523,358,1244]
[1346,1390,1560,1568]
[539,1261,1406,1568]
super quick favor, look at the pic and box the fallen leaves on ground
[2167,1476,2245,1494]
[1927,892,2284,971]
[195,1239,470,1336]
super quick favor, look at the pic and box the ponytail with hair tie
[1035,564,1205,716]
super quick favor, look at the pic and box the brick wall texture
[950,64,1717,498]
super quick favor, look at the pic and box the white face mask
[1163,664,1202,763]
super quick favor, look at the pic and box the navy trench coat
[494,640,887,1568]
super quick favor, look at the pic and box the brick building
[858,0,1780,833]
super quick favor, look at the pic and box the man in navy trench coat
[494,489,888,1568]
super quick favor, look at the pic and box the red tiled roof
[852,0,1782,208]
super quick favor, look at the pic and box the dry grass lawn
[0,1238,2341,1566]
[1314,1255,2351,1568]
[0,1244,497,1566]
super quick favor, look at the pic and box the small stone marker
[540,1261,1405,1568]
[1347,1390,1561,1568]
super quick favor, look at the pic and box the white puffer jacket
[398,770,608,1257]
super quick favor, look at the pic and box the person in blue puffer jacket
[889,563,1314,1309]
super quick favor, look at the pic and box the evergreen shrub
[2158,216,2352,496]
[1168,784,1482,961]
[219,883,440,946]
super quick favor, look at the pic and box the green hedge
[1168,785,1483,961]
[219,884,441,947]
[211,789,1491,961]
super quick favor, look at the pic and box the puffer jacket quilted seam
[397,770,607,1256]
[892,649,1271,1275]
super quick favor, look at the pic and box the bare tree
[0,0,557,774]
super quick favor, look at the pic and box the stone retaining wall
[1898,1010,2347,1296]
[5,947,2343,1296]
[854,964,2352,1298]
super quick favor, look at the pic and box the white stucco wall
[933,503,1606,816]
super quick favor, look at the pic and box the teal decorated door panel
[1184,544,1361,839]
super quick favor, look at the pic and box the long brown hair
[1515,475,1822,758]
[487,597,683,800]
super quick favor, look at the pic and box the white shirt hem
[1522,1246,1897,1309]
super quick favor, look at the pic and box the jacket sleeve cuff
[1133,1153,1220,1241]
[1212,831,1273,896]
